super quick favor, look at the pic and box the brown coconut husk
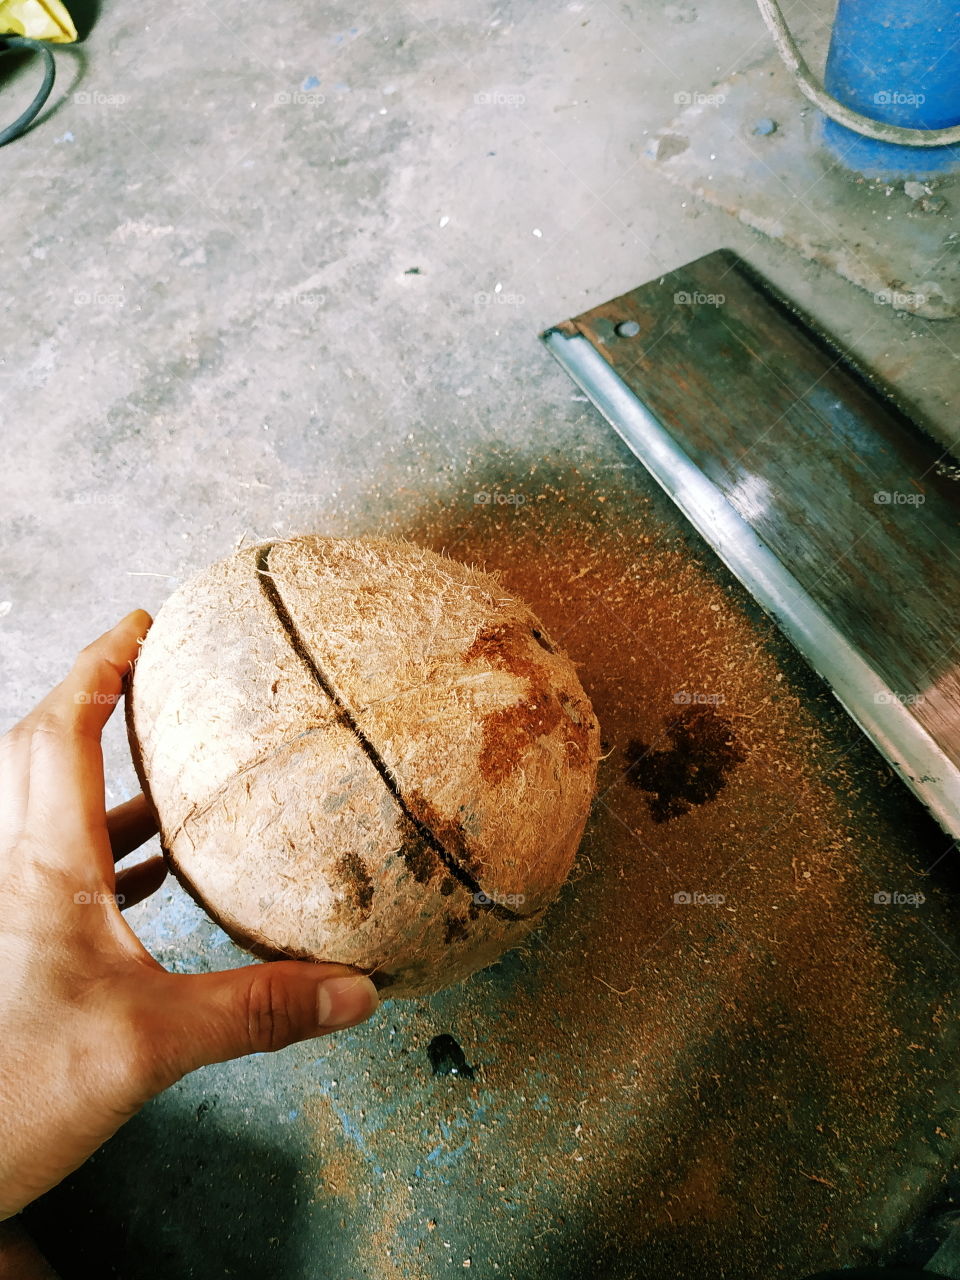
[127,536,600,997]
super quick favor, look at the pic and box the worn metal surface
[544,249,960,840]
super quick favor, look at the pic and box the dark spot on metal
[427,1033,475,1079]
[439,875,457,897]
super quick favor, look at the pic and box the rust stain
[464,623,593,785]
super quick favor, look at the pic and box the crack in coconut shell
[254,543,530,924]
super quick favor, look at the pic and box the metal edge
[543,326,960,840]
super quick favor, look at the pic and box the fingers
[24,611,151,741]
[115,855,167,910]
[108,794,158,862]
[150,963,380,1082]
[24,612,152,856]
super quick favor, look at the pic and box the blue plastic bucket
[822,0,960,176]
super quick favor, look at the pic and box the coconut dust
[298,454,960,1280]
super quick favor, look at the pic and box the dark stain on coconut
[624,705,747,822]
[427,1033,475,1079]
[332,852,375,923]
[396,803,526,922]
[256,544,531,926]
[465,624,594,784]
[444,914,469,944]
[407,789,480,876]
[399,821,442,885]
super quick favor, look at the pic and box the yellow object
[0,0,76,42]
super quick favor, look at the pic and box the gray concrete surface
[3,1,960,1278]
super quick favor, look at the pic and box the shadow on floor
[23,1085,346,1280]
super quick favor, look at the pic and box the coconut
[127,536,600,997]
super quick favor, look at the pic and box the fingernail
[317,975,379,1028]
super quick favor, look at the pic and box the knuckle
[243,968,301,1054]
[76,652,122,698]
[78,635,109,662]
[29,708,67,743]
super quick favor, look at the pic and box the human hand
[0,611,379,1220]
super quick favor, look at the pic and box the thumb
[149,962,380,1079]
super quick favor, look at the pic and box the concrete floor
[3,1,960,1277]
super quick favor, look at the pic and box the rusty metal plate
[544,249,960,838]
